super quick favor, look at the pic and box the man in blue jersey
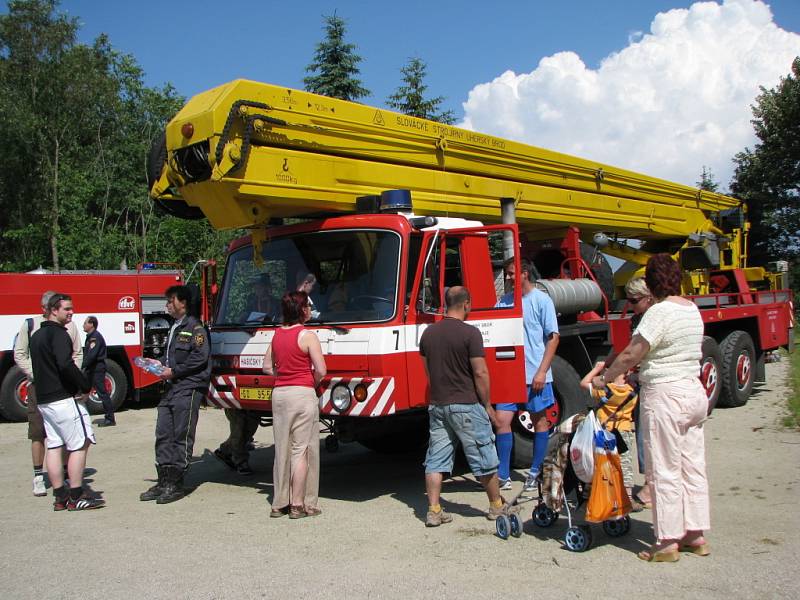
[494,257,559,491]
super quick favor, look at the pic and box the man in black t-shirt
[418,286,503,527]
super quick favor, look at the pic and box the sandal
[288,505,307,519]
[637,545,680,563]
[304,506,322,517]
[632,493,652,510]
[679,542,710,556]
[270,505,289,518]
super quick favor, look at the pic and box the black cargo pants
[155,387,203,470]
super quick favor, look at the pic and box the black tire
[718,331,755,408]
[699,336,722,415]
[511,355,587,468]
[148,131,205,220]
[0,366,31,422]
[85,359,128,415]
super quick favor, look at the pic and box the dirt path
[0,360,797,599]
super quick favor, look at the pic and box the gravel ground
[0,359,797,599]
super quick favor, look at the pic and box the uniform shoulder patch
[194,332,206,346]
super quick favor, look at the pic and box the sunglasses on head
[628,296,649,305]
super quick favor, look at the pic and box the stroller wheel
[509,513,523,538]
[532,503,559,528]
[602,516,631,537]
[565,525,592,552]
[495,515,511,540]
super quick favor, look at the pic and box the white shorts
[38,398,96,451]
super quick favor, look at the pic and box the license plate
[239,387,272,401]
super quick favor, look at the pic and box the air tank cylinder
[535,278,602,314]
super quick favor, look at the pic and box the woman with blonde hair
[263,291,327,519]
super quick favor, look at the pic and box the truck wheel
[700,336,722,415]
[0,366,31,422]
[718,331,755,408]
[85,360,128,415]
[511,356,586,468]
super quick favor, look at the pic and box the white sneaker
[33,475,46,497]
[522,472,540,493]
[498,478,513,491]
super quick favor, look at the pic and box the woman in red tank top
[263,291,327,519]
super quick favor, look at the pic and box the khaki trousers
[641,378,711,541]
[271,386,320,510]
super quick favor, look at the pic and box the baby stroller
[495,412,632,551]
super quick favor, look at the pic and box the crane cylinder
[535,279,603,314]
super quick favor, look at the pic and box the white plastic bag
[570,410,600,483]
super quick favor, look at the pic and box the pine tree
[387,57,455,124]
[697,166,719,192]
[303,14,370,102]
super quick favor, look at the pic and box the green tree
[731,58,800,271]
[697,166,719,193]
[303,14,370,101]
[0,0,233,274]
[387,57,455,124]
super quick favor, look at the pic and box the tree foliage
[0,0,235,275]
[731,58,800,267]
[303,14,370,102]
[387,57,455,124]
[696,166,719,193]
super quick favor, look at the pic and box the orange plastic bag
[585,451,632,523]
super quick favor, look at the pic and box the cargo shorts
[424,403,499,477]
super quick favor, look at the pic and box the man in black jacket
[140,285,211,504]
[30,293,105,511]
[82,316,114,426]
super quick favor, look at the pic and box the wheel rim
[496,515,510,539]
[15,379,30,408]
[700,359,718,399]
[565,527,587,550]
[510,514,522,537]
[736,352,751,390]
[516,398,562,437]
[89,374,116,403]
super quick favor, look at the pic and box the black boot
[139,464,166,501]
[156,466,186,504]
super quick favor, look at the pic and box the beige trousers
[641,378,710,541]
[271,386,320,510]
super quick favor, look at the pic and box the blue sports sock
[496,432,513,480]
[530,431,549,476]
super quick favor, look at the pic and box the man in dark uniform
[82,316,114,426]
[140,285,210,504]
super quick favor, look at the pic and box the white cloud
[460,0,800,189]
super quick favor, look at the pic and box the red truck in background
[0,266,185,421]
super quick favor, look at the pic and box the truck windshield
[216,229,401,326]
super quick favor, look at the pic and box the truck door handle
[496,347,516,360]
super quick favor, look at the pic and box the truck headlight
[331,385,351,412]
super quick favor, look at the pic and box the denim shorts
[496,382,555,414]
[424,403,499,477]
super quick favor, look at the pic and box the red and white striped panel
[319,377,396,417]
[207,375,241,409]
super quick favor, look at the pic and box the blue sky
[4,0,800,187]
[40,1,799,116]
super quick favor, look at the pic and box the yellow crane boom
[150,79,738,240]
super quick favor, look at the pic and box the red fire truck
[0,267,184,421]
[149,80,794,465]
